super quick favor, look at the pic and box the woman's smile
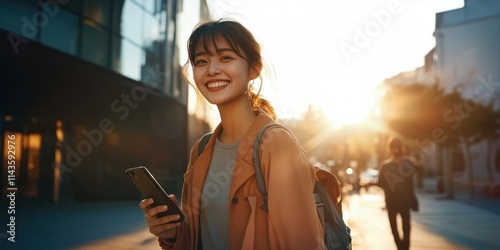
[206,80,231,90]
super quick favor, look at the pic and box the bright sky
[181,0,464,127]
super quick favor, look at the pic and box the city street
[347,183,500,250]
[2,179,500,249]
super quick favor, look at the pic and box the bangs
[188,21,247,64]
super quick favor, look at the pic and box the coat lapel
[230,111,275,198]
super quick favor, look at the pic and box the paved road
[347,186,500,250]
[1,200,160,250]
[1,181,499,249]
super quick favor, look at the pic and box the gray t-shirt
[200,137,240,250]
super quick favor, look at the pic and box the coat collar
[184,110,276,206]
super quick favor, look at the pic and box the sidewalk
[0,200,160,250]
[2,181,499,249]
[345,184,500,250]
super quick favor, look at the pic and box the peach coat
[160,111,325,250]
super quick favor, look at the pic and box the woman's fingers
[139,197,181,239]
[148,213,182,227]
[149,221,181,237]
[147,204,167,218]
[143,203,182,224]
[139,198,154,211]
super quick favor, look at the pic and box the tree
[440,91,480,196]
[381,83,447,141]
[469,101,500,184]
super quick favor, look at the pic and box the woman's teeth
[207,81,230,88]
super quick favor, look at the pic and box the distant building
[381,0,500,193]
[384,48,438,87]
[0,0,210,203]
[434,0,500,102]
[433,0,500,191]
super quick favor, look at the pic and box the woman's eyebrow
[194,51,207,58]
[215,48,234,54]
[194,48,234,58]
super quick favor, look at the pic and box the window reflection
[0,0,37,40]
[143,12,161,53]
[143,0,158,14]
[63,0,82,14]
[0,0,172,94]
[82,20,110,67]
[40,9,79,55]
[112,34,143,80]
[83,0,111,28]
[121,0,143,47]
[26,134,41,197]
[2,132,40,198]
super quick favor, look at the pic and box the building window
[119,0,143,47]
[83,0,111,28]
[495,149,500,172]
[81,20,110,67]
[143,0,159,14]
[452,148,465,172]
[25,133,41,197]
[112,34,143,81]
[143,12,161,53]
[0,0,38,40]
[40,9,79,55]
[63,0,82,14]
[2,132,40,198]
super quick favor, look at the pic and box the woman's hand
[140,195,182,239]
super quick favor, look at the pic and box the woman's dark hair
[183,18,276,120]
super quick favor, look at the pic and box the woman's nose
[207,61,220,76]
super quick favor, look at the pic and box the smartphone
[125,166,184,223]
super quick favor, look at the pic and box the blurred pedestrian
[377,137,419,250]
[139,18,326,249]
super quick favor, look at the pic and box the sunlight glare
[321,93,371,127]
[314,75,374,128]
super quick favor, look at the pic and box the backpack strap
[198,132,213,156]
[253,123,287,211]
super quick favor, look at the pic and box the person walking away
[377,137,419,250]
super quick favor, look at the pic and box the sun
[322,99,371,128]
[317,86,374,128]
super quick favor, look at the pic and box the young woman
[140,19,325,250]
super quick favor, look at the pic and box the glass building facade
[0,0,183,94]
[0,0,205,203]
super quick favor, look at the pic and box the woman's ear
[250,63,263,80]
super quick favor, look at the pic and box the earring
[249,80,255,91]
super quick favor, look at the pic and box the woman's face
[192,38,254,106]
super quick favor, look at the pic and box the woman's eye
[194,59,206,65]
[221,56,233,61]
